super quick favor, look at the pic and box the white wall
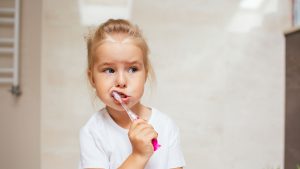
[133,1,289,168]
[40,0,290,169]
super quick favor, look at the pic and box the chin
[106,104,123,112]
[127,100,141,109]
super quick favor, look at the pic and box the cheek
[94,82,112,103]
[93,75,113,92]
[131,76,146,95]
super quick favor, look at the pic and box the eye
[128,66,138,73]
[103,68,115,74]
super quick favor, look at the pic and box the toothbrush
[112,91,161,151]
[113,92,138,121]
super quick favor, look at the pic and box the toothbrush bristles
[112,92,122,103]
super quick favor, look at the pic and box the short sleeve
[79,127,109,169]
[167,122,186,168]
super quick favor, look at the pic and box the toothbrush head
[112,91,122,103]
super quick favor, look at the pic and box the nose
[115,71,127,88]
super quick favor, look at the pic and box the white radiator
[0,0,21,96]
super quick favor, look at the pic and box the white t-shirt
[79,107,185,169]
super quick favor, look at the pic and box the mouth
[111,91,130,104]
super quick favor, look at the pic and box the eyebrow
[98,61,143,67]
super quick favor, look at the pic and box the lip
[111,90,131,104]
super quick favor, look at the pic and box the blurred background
[0,0,299,169]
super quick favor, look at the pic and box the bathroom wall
[0,0,290,169]
[41,0,93,168]
[0,0,42,169]
[41,1,290,168]
[133,1,288,168]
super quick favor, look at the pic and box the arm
[117,153,149,169]
[118,119,158,169]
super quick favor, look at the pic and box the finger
[134,125,153,138]
[137,126,157,141]
[144,130,158,140]
[131,123,152,139]
[136,130,158,145]
[137,124,154,134]
[129,119,145,131]
[129,119,148,138]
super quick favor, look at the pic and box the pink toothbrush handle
[152,138,161,151]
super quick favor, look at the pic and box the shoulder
[80,108,108,136]
[151,108,175,123]
[150,108,183,149]
[150,108,179,132]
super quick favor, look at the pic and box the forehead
[94,42,144,64]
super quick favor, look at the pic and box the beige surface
[42,0,289,169]
[0,0,42,169]
[41,0,289,168]
[0,0,290,169]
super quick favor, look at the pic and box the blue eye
[104,68,115,74]
[129,67,138,73]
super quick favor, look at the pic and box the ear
[88,70,96,88]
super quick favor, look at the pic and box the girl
[79,19,185,169]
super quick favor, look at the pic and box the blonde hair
[86,19,155,82]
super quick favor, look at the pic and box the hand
[128,119,158,159]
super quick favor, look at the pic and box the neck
[106,102,151,129]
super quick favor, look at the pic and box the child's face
[89,40,147,111]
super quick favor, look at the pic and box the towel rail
[0,0,21,96]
